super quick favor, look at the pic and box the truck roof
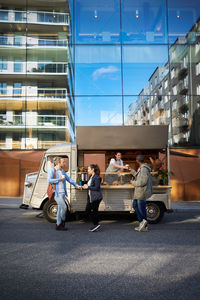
[46,143,75,153]
[76,125,168,150]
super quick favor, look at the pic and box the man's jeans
[55,192,67,225]
[132,199,147,222]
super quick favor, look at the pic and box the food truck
[22,125,172,223]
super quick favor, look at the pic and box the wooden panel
[84,153,105,172]
[0,150,45,197]
[0,158,20,196]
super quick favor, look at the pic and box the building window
[195,43,200,55]
[184,95,189,104]
[0,36,8,45]
[14,36,22,46]
[164,79,168,89]
[172,100,177,110]
[164,96,168,103]
[196,62,200,76]
[167,109,170,118]
[184,76,188,87]
[172,85,177,95]
[197,84,200,95]
[14,60,22,72]
[183,55,188,68]
[171,68,175,79]
[0,82,7,95]
[13,83,22,95]
[0,58,8,70]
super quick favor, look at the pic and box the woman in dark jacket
[83,164,103,232]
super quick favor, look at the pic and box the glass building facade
[0,0,200,149]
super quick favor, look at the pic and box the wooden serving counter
[101,184,171,189]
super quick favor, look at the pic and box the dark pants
[85,197,101,226]
[132,199,147,222]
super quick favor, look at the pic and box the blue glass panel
[75,96,123,126]
[168,0,200,43]
[0,10,8,21]
[123,45,169,95]
[75,45,122,95]
[75,0,120,44]
[122,0,167,44]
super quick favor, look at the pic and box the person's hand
[123,164,130,170]
[77,185,82,190]
[60,175,65,181]
[82,184,88,189]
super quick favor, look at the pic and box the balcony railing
[37,88,67,98]
[0,36,68,47]
[0,9,69,25]
[0,114,68,127]
[0,61,68,74]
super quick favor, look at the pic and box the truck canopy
[76,125,168,150]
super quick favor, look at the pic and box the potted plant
[158,167,175,185]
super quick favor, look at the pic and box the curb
[172,208,200,213]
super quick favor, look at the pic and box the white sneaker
[130,208,135,214]
[135,225,148,232]
[140,219,147,230]
[134,219,148,232]
[89,224,101,232]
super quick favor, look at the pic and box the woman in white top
[105,152,128,184]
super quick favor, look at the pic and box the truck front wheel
[146,202,165,224]
[43,200,57,223]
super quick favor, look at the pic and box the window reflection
[75,0,120,44]
[75,96,123,125]
[122,0,167,44]
[75,45,122,95]
[168,0,200,43]
[123,45,169,95]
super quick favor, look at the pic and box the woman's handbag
[47,169,56,201]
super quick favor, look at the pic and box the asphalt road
[0,203,200,300]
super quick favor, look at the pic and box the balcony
[176,117,189,127]
[0,36,68,48]
[178,65,187,80]
[0,114,68,128]
[37,88,67,99]
[0,9,69,25]
[0,61,68,75]
[179,82,188,95]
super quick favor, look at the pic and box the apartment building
[127,18,200,146]
[0,0,75,149]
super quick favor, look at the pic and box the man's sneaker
[89,224,101,232]
[61,220,65,228]
[56,224,68,231]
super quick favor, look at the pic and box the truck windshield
[43,156,69,173]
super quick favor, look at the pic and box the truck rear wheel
[43,200,57,223]
[146,202,165,224]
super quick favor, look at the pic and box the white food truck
[22,125,172,223]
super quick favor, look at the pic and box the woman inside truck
[105,152,129,184]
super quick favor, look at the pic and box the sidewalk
[171,201,200,212]
[0,197,22,208]
[0,197,200,212]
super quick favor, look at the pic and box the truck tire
[43,200,57,223]
[146,202,165,224]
